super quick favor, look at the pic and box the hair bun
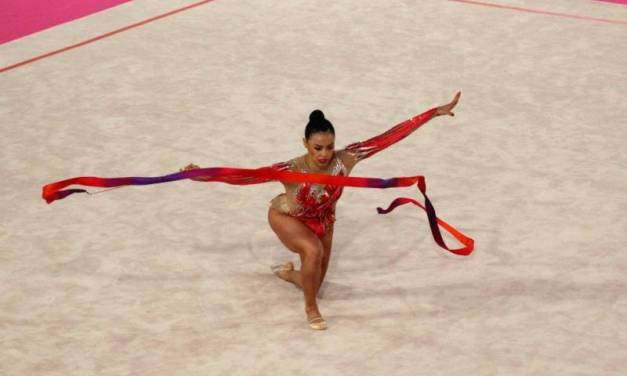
[309,109,325,122]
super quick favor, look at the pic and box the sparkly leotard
[269,152,351,238]
[269,108,437,238]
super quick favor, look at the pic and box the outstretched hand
[435,91,461,117]
[180,163,205,181]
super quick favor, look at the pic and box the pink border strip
[450,0,627,26]
[0,0,132,45]
[0,0,216,74]
[594,0,627,5]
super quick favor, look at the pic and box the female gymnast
[182,92,461,330]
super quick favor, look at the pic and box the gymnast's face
[303,132,335,170]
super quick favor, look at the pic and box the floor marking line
[449,0,627,26]
[0,0,216,74]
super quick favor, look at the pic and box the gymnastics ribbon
[42,167,474,255]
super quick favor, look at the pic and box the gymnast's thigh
[321,224,334,255]
[267,207,323,255]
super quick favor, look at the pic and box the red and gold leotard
[269,108,437,238]
[269,154,349,238]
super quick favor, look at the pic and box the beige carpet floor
[1,0,626,375]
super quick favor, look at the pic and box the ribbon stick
[42,167,474,255]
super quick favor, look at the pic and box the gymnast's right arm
[180,161,292,183]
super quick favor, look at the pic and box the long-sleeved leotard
[270,107,438,238]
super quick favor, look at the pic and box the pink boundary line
[0,0,216,74]
[449,0,627,26]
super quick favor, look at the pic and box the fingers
[179,163,199,172]
[452,92,461,104]
[447,91,461,113]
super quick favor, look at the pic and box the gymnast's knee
[300,243,323,265]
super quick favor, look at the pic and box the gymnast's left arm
[341,91,461,169]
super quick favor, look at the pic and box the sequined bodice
[291,155,347,218]
[269,152,352,220]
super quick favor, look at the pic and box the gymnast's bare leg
[268,207,331,328]
[271,222,333,292]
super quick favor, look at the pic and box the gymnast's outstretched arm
[341,91,461,169]
[180,161,292,183]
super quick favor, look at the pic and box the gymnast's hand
[181,163,200,171]
[435,91,461,117]
[180,163,205,181]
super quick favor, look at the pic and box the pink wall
[594,0,627,4]
[0,0,131,44]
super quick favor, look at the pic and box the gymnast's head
[303,109,335,169]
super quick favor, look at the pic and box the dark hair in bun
[305,109,335,139]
